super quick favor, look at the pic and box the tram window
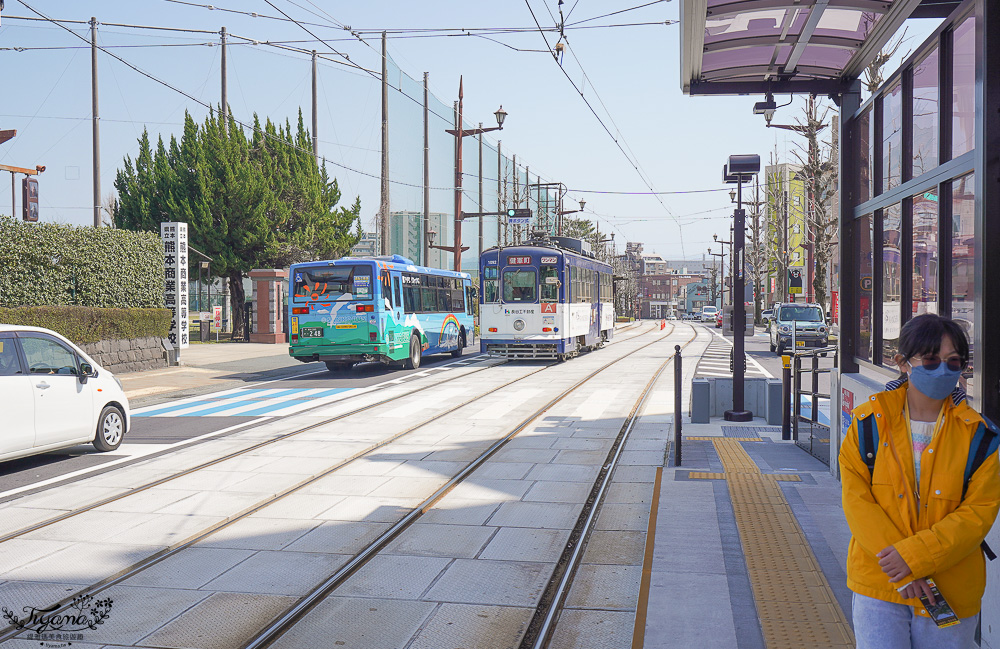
[503,269,536,303]
[483,266,500,303]
[540,266,558,301]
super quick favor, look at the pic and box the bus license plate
[795,340,806,347]
[301,327,325,338]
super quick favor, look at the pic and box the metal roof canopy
[679,0,956,99]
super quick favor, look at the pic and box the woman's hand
[897,578,937,605]
[876,546,912,583]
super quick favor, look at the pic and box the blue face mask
[908,363,962,400]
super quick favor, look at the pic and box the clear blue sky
[0,1,938,261]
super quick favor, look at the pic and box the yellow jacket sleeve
[840,414,910,556]
[895,450,1000,578]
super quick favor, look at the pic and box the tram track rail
[240,323,697,649]
[0,323,660,644]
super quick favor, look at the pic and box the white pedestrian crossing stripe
[132,387,361,418]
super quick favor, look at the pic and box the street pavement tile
[0,580,82,617]
[112,513,225,547]
[617,450,664,466]
[122,547,255,589]
[315,495,420,523]
[408,603,533,649]
[423,559,549,607]
[200,550,351,596]
[0,539,76,574]
[269,596,436,649]
[447,478,532,501]
[478,527,571,563]
[56,584,210,645]
[564,564,641,610]
[92,488,199,514]
[472,461,535,480]
[595,503,650,532]
[243,440,338,459]
[491,447,559,463]
[361,444,437,461]
[3,541,165,584]
[548,609,635,649]
[151,470,256,493]
[644,572,738,649]
[139,592,298,649]
[421,447,491,462]
[219,471,309,496]
[369,476,449,498]
[77,466,175,488]
[551,449,610,465]
[487,501,583,530]
[550,437,605,450]
[244,493,344,520]
[196,516,319,551]
[18,511,153,543]
[337,555,451,599]
[13,485,124,512]
[603,482,654,504]
[522,480,592,504]
[525,463,600,483]
[383,523,496,558]
[581,530,646,566]
[419,499,502,526]
[0,507,68,537]
[251,455,344,475]
[607,465,658,483]
[386,460,469,479]
[197,454,274,474]
[330,457,402,476]
[502,434,557,449]
[299,474,391,496]
[283,520,391,554]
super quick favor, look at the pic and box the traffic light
[506,208,531,219]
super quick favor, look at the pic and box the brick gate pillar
[249,269,288,344]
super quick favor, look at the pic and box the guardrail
[785,345,838,463]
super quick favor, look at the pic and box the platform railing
[789,346,838,461]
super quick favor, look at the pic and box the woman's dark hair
[897,313,970,366]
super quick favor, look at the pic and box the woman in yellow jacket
[840,314,1000,648]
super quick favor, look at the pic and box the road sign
[212,306,223,331]
[22,177,38,222]
[506,208,531,224]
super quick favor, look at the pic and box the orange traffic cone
[660,319,666,330]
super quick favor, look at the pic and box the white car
[701,306,719,322]
[0,325,130,463]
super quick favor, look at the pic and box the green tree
[114,108,361,335]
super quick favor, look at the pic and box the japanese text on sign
[160,222,190,350]
[507,256,531,266]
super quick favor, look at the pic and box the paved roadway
[0,348,485,498]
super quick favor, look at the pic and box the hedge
[0,306,172,344]
[0,219,164,308]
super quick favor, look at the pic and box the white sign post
[160,222,190,353]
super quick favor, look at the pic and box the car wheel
[93,405,125,452]
[451,330,466,358]
[403,334,422,370]
[776,342,785,356]
[769,339,776,352]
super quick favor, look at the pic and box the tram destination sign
[507,256,532,265]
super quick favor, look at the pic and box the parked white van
[700,306,719,322]
[0,325,130,463]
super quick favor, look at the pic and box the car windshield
[778,306,823,322]
[293,265,373,301]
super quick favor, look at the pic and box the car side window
[0,336,24,376]
[20,336,79,375]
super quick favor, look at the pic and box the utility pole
[453,87,462,271]
[90,17,101,227]
[512,156,518,244]
[311,50,318,161]
[221,27,227,126]
[423,72,430,267]
[478,124,484,259]
[783,190,789,301]
[379,32,389,255]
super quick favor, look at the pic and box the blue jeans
[852,592,979,649]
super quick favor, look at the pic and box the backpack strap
[963,417,999,561]
[858,413,879,478]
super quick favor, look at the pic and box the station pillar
[249,269,287,344]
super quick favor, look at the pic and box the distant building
[685,280,713,315]
[639,272,705,318]
[350,231,379,258]
[388,211,448,268]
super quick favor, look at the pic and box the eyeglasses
[911,355,965,373]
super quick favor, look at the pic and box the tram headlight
[513,319,525,331]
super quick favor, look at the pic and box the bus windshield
[293,265,373,301]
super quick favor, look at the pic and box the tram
[479,236,615,360]
[288,255,475,371]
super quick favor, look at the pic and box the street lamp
[556,199,586,235]
[722,154,760,423]
[436,77,507,272]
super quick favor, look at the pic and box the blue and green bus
[288,255,475,371]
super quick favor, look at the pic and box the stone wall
[79,337,167,374]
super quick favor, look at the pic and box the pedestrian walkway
[694,333,768,379]
[642,419,853,649]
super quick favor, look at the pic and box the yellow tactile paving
[711,438,855,649]
[685,436,762,441]
[687,472,727,480]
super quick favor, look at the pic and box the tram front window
[503,269,537,303]
[540,266,559,301]
[483,266,499,303]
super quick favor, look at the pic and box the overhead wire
[567,0,669,26]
